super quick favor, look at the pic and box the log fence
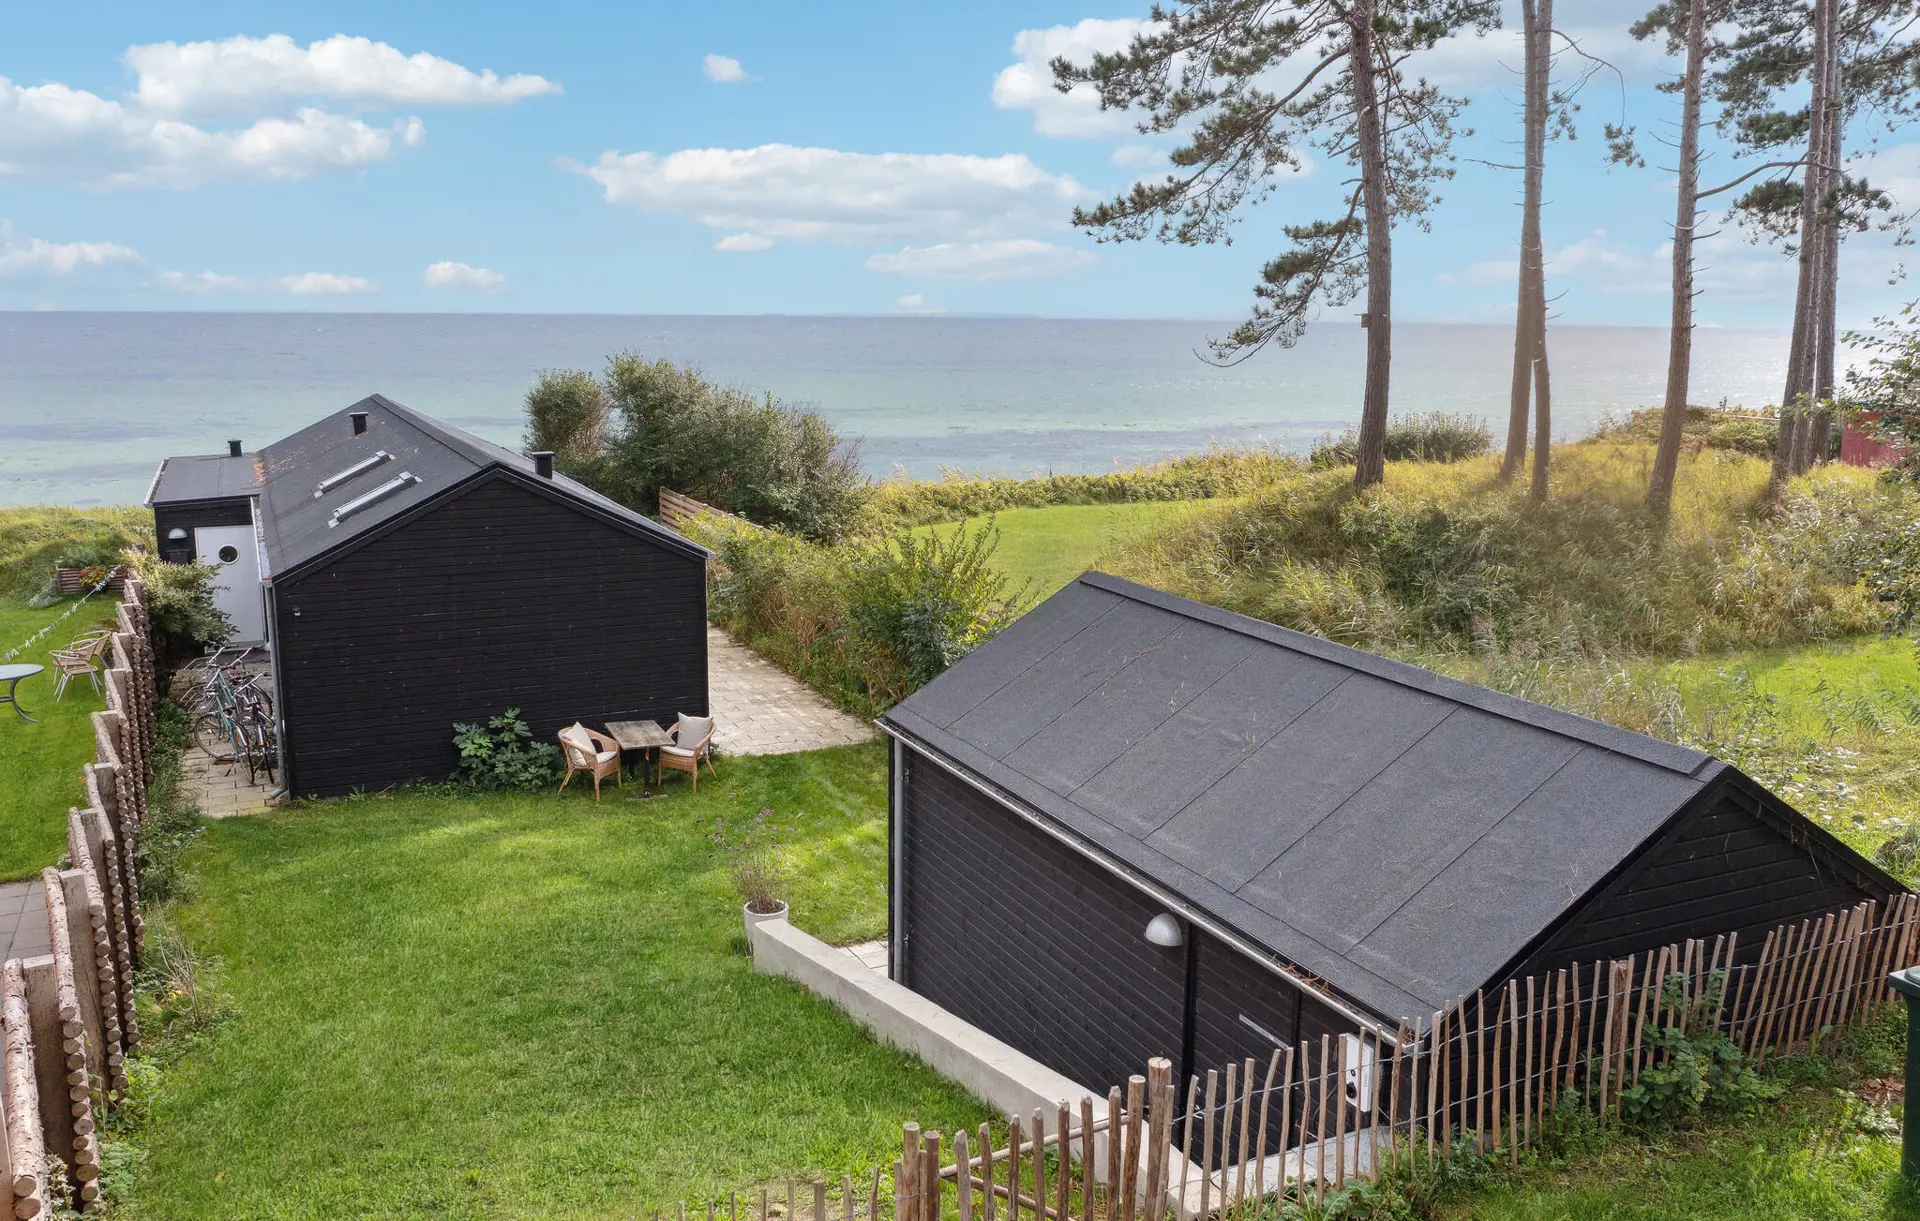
[0,570,158,1216]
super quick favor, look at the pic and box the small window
[217,545,239,563]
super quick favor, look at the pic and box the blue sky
[2,0,1915,326]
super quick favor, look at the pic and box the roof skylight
[327,471,421,527]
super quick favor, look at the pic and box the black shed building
[147,395,710,797]
[878,572,1903,1096]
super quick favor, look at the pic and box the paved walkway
[182,745,277,818]
[707,626,874,756]
[0,880,50,963]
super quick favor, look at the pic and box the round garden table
[0,663,43,723]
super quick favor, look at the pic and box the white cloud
[279,271,377,294]
[714,232,775,252]
[703,54,749,83]
[0,222,141,277]
[1415,25,1672,92]
[0,76,425,189]
[125,34,559,118]
[422,260,506,290]
[992,18,1155,138]
[156,269,245,292]
[865,238,1096,282]
[583,143,1087,244]
[1437,224,1796,300]
[894,293,946,316]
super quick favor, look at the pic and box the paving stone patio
[707,626,875,756]
[0,880,50,963]
[182,744,277,818]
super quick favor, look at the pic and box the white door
[194,525,266,644]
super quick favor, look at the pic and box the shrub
[1619,971,1777,1126]
[842,524,1029,690]
[523,356,868,541]
[125,550,233,676]
[1587,404,1782,458]
[690,513,1023,715]
[1310,412,1493,467]
[451,708,561,791]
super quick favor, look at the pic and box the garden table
[0,664,44,723]
[605,719,672,787]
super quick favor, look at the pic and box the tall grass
[1111,442,1901,655]
[0,506,152,598]
[870,445,1295,527]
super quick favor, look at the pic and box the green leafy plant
[712,807,790,914]
[841,522,1030,690]
[451,708,561,791]
[1618,971,1777,1126]
[124,549,234,676]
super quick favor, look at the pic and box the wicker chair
[557,723,623,800]
[658,714,718,792]
[50,632,112,701]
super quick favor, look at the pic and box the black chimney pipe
[531,451,555,479]
[228,439,242,457]
[350,411,369,436]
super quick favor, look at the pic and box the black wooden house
[877,572,1903,1097]
[147,395,710,797]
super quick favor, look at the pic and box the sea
[0,312,1801,508]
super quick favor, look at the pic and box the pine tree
[1055,0,1499,488]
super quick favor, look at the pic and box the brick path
[182,745,277,818]
[707,627,875,756]
[0,880,50,962]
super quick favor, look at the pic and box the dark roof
[146,453,263,505]
[243,395,706,576]
[882,572,1726,1019]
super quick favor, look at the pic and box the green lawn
[913,500,1221,600]
[129,743,989,1220]
[0,594,113,880]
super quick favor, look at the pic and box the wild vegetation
[525,354,867,541]
[0,505,150,599]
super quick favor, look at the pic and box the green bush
[451,708,561,791]
[692,514,1024,715]
[1310,412,1493,467]
[126,550,234,676]
[1588,405,1782,458]
[523,356,868,541]
[1619,971,1777,1126]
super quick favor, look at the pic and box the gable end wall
[275,472,706,795]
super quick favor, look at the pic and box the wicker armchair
[659,714,718,792]
[557,723,623,800]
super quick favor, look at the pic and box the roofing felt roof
[239,395,705,576]
[146,453,263,505]
[881,572,1726,1020]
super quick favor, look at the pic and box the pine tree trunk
[1502,0,1544,482]
[1526,0,1555,502]
[1804,0,1842,472]
[1349,0,1394,490]
[1646,0,1706,516]
[1771,0,1832,494]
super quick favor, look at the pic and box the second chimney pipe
[228,439,243,457]
[350,411,369,436]
[532,452,555,479]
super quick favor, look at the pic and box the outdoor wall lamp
[165,528,188,541]
[1144,913,1184,948]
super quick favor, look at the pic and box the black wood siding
[274,473,706,796]
[1518,773,1896,977]
[900,750,1187,1093]
[154,500,254,564]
